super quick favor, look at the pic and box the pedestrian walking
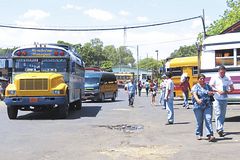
[164,72,174,124]
[145,80,150,96]
[180,74,191,109]
[209,65,234,137]
[192,74,216,142]
[138,80,143,96]
[159,75,167,109]
[151,79,158,106]
[127,78,137,107]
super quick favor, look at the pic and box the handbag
[210,95,215,102]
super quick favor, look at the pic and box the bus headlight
[52,90,64,94]
[8,90,16,95]
[93,89,99,93]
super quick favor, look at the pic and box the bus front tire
[58,96,69,119]
[75,92,82,110]
[75,99,82,110]
[7,106,18,119]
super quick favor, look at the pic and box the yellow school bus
[4,44,85,119]
[165,56,198,98]
[114,72,134,88]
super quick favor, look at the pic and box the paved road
[0,89,240,160]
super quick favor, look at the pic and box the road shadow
[83,99,124,103]
[173,122,191,125]
[215,137,233,142]
[224,131,240,136]
[17,105,102,120]
[67,106,101,119]
[201,137,233,142]
[225,116,240,122]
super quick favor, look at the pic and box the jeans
[128,93,135,105]
[166,98,174,123]
[193,104,213,136]
[146,88,149,96]
[138,89,142,96]
[160,90,166,108]
[213,100,227,132]
[182,90,189,107]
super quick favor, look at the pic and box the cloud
[62,4,82,10]
[191,19,202,29]
[22,9,50,21]
[118,10,129,16]
[136,16,148,22]
[84,9,113,21]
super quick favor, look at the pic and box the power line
[0,16,202,32]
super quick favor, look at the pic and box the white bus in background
[201,32,240,102]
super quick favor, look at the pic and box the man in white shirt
[164,71,175,125]
[159,75,167,109]
[209,65,234,137]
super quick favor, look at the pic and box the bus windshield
[14,58,67,72]
[85,77,100,85]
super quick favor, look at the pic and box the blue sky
[0,0,228,60]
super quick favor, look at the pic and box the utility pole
[155,50,158,62]
[155,50,159,79]
[137,45,139,81]
[196,42,201,75]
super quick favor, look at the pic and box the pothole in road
[98,124,144,133]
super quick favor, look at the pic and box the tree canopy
[57,39,135,69]
[169,44,198,58]
[170,0,240,59]
[207,0,240,35]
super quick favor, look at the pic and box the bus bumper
[82,92,99,100]
[4,96,66,106]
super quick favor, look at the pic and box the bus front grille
[20,79,48,90]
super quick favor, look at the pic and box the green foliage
[101,61,113,72]
[58,39,135,69]
[0,48,16,57]
[169,44,197,58]
[138,58,163,78]
[207,0,240,35]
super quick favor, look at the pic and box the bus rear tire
[112,93,116,102]
[7,106,18,119]
[100,93,105,102]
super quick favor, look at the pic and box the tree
[0,48,15,57]
[207,0,240,35]
[81,42,95,67]
[103,45,118,67]
[138,57,163,78]
[169,44,197,58]
[117,46,135,66]
[90,38,105,67]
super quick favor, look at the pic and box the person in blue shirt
[192,74,216,142]
[127,79,137,107]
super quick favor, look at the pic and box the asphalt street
[0,89,240,160]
